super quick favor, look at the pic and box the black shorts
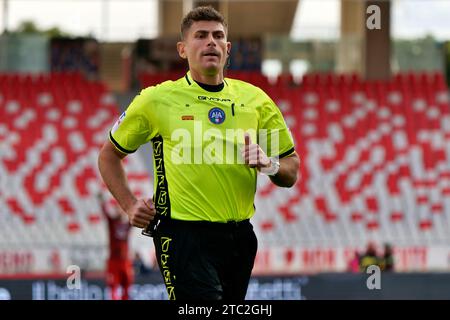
[153,218,258,301]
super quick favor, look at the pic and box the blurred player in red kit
[97,192,134,300]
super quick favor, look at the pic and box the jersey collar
[185,71,228,92]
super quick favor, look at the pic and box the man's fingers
[136,209,155,218]
[244,133,251,146]
[132,220,147,229]
[241,137,266,169]
[140,200,156,215]
[135,211,154,220]
[132,218,149,227]
[242,147,260,164]
[241,145,258,157]
[130,214,154,228]
[130,218,146,228]
[143,199,155,210]
[127,198,157,228]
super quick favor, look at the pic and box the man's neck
[190,69,224,85]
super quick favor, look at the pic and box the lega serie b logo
[208,107,225,124]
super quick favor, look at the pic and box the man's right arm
[98,141,156,228]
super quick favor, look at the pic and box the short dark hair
[180,6,228,39]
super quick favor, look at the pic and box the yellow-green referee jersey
[109,72,295,223]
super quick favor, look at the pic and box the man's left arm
[248,92,300,187]
[242,133,299,188]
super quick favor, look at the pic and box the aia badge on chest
[208,107,225,124]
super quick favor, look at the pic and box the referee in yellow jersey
[98,6,300,300]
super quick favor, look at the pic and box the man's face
[178,21,231,76]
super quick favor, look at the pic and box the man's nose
[206,34,216,46]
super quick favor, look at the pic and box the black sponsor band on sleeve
[277,147,296,159]
[109,131,137,154]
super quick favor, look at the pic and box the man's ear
[177,41,187,59]
[226,42,231,56]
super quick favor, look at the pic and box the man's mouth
[203,52,220,57]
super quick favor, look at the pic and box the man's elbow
[286,153,300,188]
[271,163,299,188]
[98,141,126,169]
[97,143,110,170]
[270,173,297,188]
[282,170,298,188]
[283,155,300,188]
[105,141,127,158]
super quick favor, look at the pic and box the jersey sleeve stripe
[276,147,295,159]
[109,131,137,154]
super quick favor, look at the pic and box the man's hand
[241,133,271,170]
[126,198,156,229]
[241,132,299,187]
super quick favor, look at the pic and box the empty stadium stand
[253,71,450,248]
[0,72,152,272]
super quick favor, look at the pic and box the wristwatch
[260,157,280,176]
